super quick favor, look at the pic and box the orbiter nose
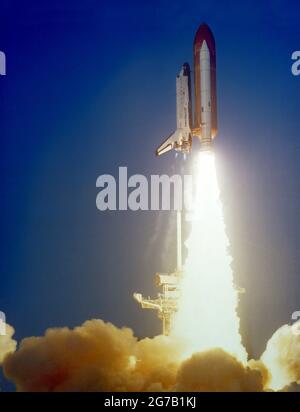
[182,62,190,76]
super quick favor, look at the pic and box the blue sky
[0,1,300,386]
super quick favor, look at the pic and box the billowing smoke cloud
[176,349,264,392]
[4,319,300,392]
[261,324,300,390]
[3,319,265,392]
[3,320,181,392]
[0,324,17,364]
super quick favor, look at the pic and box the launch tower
[133,211,182,335]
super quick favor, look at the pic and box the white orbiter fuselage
[156,63,192,156]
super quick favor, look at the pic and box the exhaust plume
[172,153,247,363]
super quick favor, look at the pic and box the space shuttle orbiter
[156,63,193,156]
[156,23,217,156]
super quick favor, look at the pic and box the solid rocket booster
[156,23,217,156]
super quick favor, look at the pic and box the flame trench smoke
[173,152,247,364]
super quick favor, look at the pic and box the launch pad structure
[133,209,245,335]
[133,211,182,335]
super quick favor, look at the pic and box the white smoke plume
[0,324,17,365]
[261,324,300,390]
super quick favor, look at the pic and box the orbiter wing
[155,131,179,156]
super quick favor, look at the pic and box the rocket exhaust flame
[172,152,247,364]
